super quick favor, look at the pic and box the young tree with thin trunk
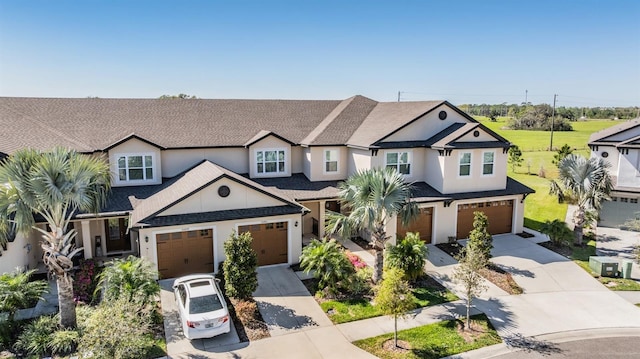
[374,267,416,348]
[454,239,488,330]
[326,168,418,283]
[0,148,111,328]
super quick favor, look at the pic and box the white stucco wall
[302,148,312,179]
[108,138,162,187]
[248,136,292,178]
[591,145,620,176]
[137,213,303,274]
[161,148,248,177]
[371,148,425,182]
[160,178,286,216]
[424,150,445,192]
[291,146,304,174]
[617,148,640,188]
[383,104,473,143]
[0,231,40,274]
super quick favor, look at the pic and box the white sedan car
[173,274,231,340]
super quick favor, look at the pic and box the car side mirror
[215,278,221,284]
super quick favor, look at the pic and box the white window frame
[482,151,495,176]
[256,148,286,175]
[324,149,339,174]
[115,153,156,183]
[385,151,412,175]
[459,152,472,177]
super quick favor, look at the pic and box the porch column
[319,200,326,239]
[81,220,92,259]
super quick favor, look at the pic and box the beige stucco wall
[300,201,320,236]
[160,178,286,216]
[248,136,292,178]
[161,148,248,177]
[137,213,303,274]
[306,146,348,181]
[441,149,507,194]
[348,148,372,176]
[302,148,312,179]
[371,148,426,183]
[108,138,162,187]
[457,128,497,142]
[291,146,304,174]
[424,150,445,192]
[383,104,473,143]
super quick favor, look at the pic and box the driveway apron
[253,265,333,336]
[430,234,640,341]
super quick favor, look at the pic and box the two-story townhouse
[0,95,533,277]
[589,118,640,227]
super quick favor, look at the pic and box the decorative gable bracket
[438,149,453,156]
[443,199,454,207]
[521,193,530,203]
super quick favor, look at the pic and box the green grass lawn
[353,314,501,359]
[320,286,458,324]
[475,116,623,228]
[568,240,640,291]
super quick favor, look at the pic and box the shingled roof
[589,118,640,145]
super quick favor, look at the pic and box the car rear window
[189,280,210,288]
[189,294,223,314]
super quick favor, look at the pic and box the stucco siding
[348,148,372,176]
[442,149,507,194]
[424,150,445,193]
[591,145,620,175]
[161,148,248,178]
[159,178,286,217]
[307,146,348,181]
[383,104,473,142]
[109,138,162,187]
[248,136,292,178]
[0,231,40,274]
[291,146,304,174]
[137,213,303,274]
[617,149,640,188]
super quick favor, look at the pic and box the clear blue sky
[1,0,638,107]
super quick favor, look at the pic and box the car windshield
[189,294,223,314]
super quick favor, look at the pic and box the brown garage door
[457,200,513,239]
[397,208,433,243]
[238,222,288,266]
[156,229,214,279]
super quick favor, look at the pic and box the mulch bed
[538,241,573,257]
[436,243,523,295]
[517,231,535,238]
[382,339,412,353]
[227,298,270,342]
[350,236,377,256]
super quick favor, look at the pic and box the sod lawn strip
[321,287,458,324]
[353,314,501,359]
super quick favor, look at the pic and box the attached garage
[238,221,288,266]
[397,207,433,243]
[457,200,513,239]
[156,229,214,279]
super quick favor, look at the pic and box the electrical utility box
[588,256,619,277]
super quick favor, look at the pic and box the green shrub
[50,329,80,355]
[300,238,354,295]
[0,315,13,351]
[78,298,153,359]
[385,232,428,281]
[14,315,57,356]
[349,267,373,296]
[223,231,258,300]
[96,256,160,308]
[540,219,573,246]
[0,268,48,322]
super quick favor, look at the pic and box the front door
[105,218,131,252]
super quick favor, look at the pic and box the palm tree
[0,268,49,322]
[0,148,111,328]
[550,154,612,246]
[96,256,160,309]
[326,168,418,283]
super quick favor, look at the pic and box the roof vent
[438,111,447,120]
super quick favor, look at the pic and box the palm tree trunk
[57,276,77,328]
[373,249,384,283]
[573,207,585,246]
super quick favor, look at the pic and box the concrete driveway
[595,226,640,281]
[159,278,241,357]
[427,233,640,341]
[484,234,640,338]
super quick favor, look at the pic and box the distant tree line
[459,103,639,121]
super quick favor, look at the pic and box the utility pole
[525,90,528,104]
[550,94,557,151]
[397,91,401,102]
